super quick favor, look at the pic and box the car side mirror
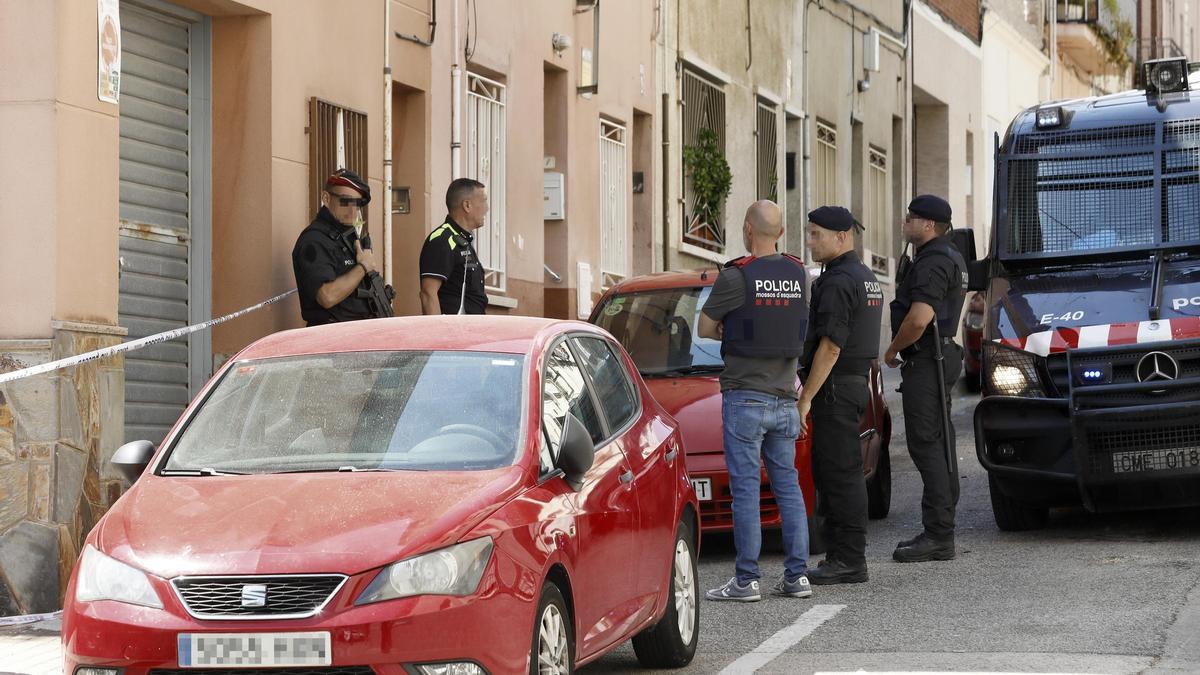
[112,440,156,484]
[555,413,595,491]
[949,228,977,262]
[967,259,990,292]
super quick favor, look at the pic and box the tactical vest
[802,251,883,376]
[721,254,809,359]
[890,236,968,342]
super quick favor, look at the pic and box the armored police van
[975,57,1200,530]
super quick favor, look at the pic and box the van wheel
[632,520,699,668]
[989,474,1049,531]
[866,445,891,520]
[530,582,573,675]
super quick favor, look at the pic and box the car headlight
[984,342,1044,397]
[356,537,493,605]
[74,545,162,608]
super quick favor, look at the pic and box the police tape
[0,609,62,627]
[0,289,298,386]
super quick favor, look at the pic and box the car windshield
[162,351,526,474]
[592,287,724,375]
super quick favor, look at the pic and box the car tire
[807,512,826,555]
[988,474,1049,531]
[530,581,574,675]
[963,370,982,393]
[866,444,891,520]
[632,520,699,668]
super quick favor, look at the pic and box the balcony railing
[1138,37,1185,62]
[1057,0,1099,23]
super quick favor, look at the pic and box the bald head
[745,200,782,238]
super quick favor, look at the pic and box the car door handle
[665,448,678,463]
[619,468,634,484]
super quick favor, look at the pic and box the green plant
[1091,0,1134,69]
[682,128,732,230]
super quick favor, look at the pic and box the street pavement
[5,369,1200,674]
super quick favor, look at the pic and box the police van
[975,57,1200,530]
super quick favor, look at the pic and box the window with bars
[756,99,778,202]
[681,65,727,251]
[815,121,837,209]
[466,72,507,291]
[600,119,629,287]
[866,147,890,275]
[309,98,369,216]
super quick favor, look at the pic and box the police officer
[698,200,813,602]
[884,194,967,563]
[291,169,378,326]
[419,178,489,315]
[798,206,884,585]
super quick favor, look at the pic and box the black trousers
[899,343,963,540]
[811,376,870,566]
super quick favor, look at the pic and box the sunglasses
[328,194,367,208]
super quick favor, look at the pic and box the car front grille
[171,574,347,620]
[699,477,779,528]
[150,669,373,675]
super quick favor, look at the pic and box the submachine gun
[342,224,396,318]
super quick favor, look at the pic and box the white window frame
[466,72,507,292]
[600,119,629,288]
[815,121,837,209]
[866,146,891,275]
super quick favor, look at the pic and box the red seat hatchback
[590,270,892,550]
[62,316,699,675]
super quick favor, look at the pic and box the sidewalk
[0,617,62,675]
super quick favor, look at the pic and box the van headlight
[356,537,493,604]
[984,343,1044,397]
[74,545,163,608]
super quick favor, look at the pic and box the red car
[961,290,986,392]
[62,316,699,674]
[590,270,892,552]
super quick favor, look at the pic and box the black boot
[893,535,955,562]
[807,558,868,585]
[895,531,927,549]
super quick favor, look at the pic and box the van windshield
[1002,121,1200,258]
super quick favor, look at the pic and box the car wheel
[964,370,982,393]
[530,582,573,675]
[632,520,699,668]
[866,444,891,520]
[988,474,1049,531]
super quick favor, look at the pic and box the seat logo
[241,584,268,608]
[1136,351,1179,383]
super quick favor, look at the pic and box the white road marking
[718,604,845,674]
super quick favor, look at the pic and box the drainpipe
[1049,0,1057,99]
[383,0,394,287]
[802,0,814,265]
[451,0,462,177]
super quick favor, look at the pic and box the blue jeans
[722,389,809,583]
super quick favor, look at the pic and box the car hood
[96,467,529,579]
[644,375,723,455]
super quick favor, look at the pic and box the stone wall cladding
[926,0,982,43]
[0,325,124,615]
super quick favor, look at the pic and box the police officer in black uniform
[884,195,968,563]
[291,169,378,326]
[419,178,489,315]
[798,206,884,585]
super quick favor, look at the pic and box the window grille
[756,99,778,201]
[681,65,727,251]
[600,120,629,287]
[466,72,507,291]
[309,98,368,216]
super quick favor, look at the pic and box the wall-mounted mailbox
[544,171,565,220]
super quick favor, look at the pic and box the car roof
[606,269,718,294]
[235,316,607,360]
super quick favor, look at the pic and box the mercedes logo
[1136,351,1180,384]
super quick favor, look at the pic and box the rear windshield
[163,351,525,474]
[592,288,724,375]
[1003,120,1200,257]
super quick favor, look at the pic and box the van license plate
[1112,448,1200,474]
[178,632,331,667]
[691,478,712,501]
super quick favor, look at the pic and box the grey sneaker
[706,576,762,602]
[773,574,813,598]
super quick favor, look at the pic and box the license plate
[1112,448,1200,474]
[178,632,331,668]
[691,478,712,501]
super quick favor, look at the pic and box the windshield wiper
[161,467,247,476]
[642,364,725,377]
[266,465,413,474]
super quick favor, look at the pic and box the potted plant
[683,127,733,247]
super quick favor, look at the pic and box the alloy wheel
[673,538,697,644]
[537,603,570,674]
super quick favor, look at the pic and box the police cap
[807,205,861,232]
[325,168,371,205]
[908,194,951,223]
